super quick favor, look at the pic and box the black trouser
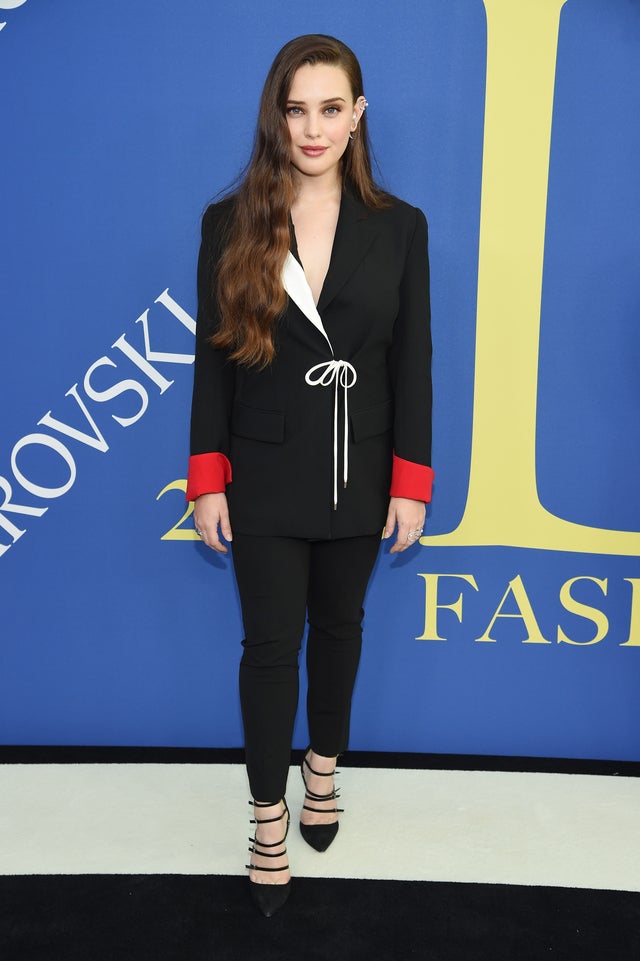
[232,532,382,802]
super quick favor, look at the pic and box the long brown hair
[212,34,391,368]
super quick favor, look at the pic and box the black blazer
[189,189,432,540]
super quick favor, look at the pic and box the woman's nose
[304,112,321,138]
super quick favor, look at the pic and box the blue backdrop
[1,0,639,760]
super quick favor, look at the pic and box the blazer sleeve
[186,204,236,501]
[388,206,434,503]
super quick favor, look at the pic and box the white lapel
[282,251,333,354]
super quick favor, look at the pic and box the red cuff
[186,452,232,501]
[389,453,434,502]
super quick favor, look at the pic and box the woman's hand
[383,496,426,553]
[193,492,233,553]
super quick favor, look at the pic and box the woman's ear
[351,96,368,131]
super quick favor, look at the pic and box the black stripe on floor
[1,746,638,776]
[2,874,639,961]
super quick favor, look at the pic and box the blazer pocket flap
[231,403,285,444]
[350,401,393,443]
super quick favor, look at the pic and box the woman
[187,34,433,916]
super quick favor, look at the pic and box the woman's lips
[300,146,328,156]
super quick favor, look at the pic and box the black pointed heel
[246,799,291,917]
[299,749,343,853]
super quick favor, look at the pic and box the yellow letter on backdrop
[423,0,640,556]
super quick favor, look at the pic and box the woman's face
[285,63,364,183]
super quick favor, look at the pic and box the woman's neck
[291,169,342,209]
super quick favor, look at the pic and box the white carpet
[1,764,638,891]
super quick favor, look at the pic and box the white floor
[0,764,638,892]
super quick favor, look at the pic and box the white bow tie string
[305,359,358,509]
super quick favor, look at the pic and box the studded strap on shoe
[246,799,290,873]
[301,754,344,815]
[303,754,339,778]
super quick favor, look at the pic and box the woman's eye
[285,104,341,117]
